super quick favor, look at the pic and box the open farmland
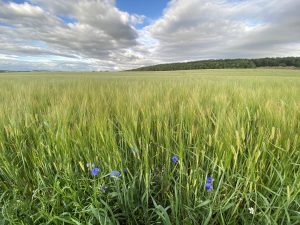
[0,69,300,224]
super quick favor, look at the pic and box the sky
[0,0,300,71]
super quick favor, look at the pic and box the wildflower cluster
[86,155,215,199]
[205,176,213,190]
[86,162,122,179]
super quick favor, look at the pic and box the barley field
[0,69,299,224]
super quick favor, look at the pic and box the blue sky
[116,0,169,20]
[0,0,299,71]
[116,0,170,29]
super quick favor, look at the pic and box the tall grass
[0,69,299,224]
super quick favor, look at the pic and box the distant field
[0,69,299,224]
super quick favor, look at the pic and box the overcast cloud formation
[0,0,300,71]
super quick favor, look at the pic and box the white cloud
[145,0,300,62]
[0,0,141,70]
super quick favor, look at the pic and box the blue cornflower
[110,170,121,178]
[171,155,179,164]
[91,167,99,176]
[205,176,213,190]
[205,183,213,191]
[207,176,213,183]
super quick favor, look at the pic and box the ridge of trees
[131,57,300,71]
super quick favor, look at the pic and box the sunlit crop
[0,69,299,224]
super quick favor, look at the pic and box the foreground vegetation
[132,57,300,71]
[0,69,299,224]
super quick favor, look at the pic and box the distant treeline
[131,57,300,71]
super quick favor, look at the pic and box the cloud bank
[0,0,299,71]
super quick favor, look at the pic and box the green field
[0,69,299,224]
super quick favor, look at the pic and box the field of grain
[0,69,299,224]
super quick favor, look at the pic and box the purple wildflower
[207,176,213,183]
[205,183,213,191]
[171,155,179,164]
[91,167,99,176]
[110,170,121,178]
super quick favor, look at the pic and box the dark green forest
[132,57,300,71]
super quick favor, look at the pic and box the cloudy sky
[0,0,300,71]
